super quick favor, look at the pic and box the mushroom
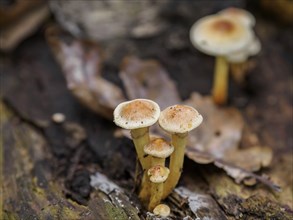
[139,138,174,204]
[190,14,253,104]
[153,204,171,217]
[147,165,170,210]
[113,99,160,170]
[218,7,256,27]
[144,137,174,167]
[113,99,160,205]
[158,105,203,199]
[218,8,261,84]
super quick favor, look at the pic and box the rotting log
[1,102,142,220]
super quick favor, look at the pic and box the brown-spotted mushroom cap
[227,36,261,63]
[159,105,203,134]
[190,15,253,56]
[218,7,256,27]
[144,138,174,158]
[113,99,160,129]
[153,204,171,217]
[147,165,170,183]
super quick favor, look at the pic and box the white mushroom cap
[144,138,174,158]
[153,204,171,217]
[218,7,256,27]
[147,165,170,183]
[227,36,261,63]
[248,37,261,56]
[190,15,254,56]
[159,105,203,134]
[113,99,160,130]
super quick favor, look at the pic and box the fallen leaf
[120,56,181,109]
[185,92,244,157]
[45,26,126,119]
[184,92,276,188]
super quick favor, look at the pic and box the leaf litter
[46,30,279,191]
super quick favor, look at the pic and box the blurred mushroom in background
[218,7,261,85]
[190,14,254,105]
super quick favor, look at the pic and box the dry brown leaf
[224,146,273,171]
[185,92,244,157]
[183,92,276,189]
[45,26,126,119]
[120,56,181,109]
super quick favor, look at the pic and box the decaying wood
[1,102,142,220]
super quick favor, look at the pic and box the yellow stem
[132,127,152,206]
[131,127,150,170]
[162,133,187,199]
[151,157,164,167]
[148,183,163,211]
[230,62,247,84]
[212,56,229,105]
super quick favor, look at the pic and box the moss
[239,195,292,220]
[104,200,129,220]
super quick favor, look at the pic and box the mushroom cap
[227,36,261,63]
[159,105,203,134]
[190,15,254,56]
[147,165,170,183]
[153,204,170,217]
[218,7,256,27]
[113,99,160,129]
[144,138,174,158]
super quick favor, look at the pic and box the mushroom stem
[230,62,246,84]
[148,183,164,211]
[162,133,187,199]
[131,127,151,170]
[139,172,151,205]
[212,56,229,105]
[151,157,165,167]
[132,127,152,205]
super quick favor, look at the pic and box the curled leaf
[184,93,275,188]
[120,56,181,109]
[45,26,126,119]
[185,92,244,157]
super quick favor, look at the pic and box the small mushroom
[144,138,174,167]
[159,105,203,199]
[139,138,174,205]
[147,165,170,211]
[153,204,171,217]
[190,15,253,104]
[218,7,256,27]
[113,99,160,170]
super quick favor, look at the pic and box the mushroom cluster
[190,7,261,105]
[114,99,203,215]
